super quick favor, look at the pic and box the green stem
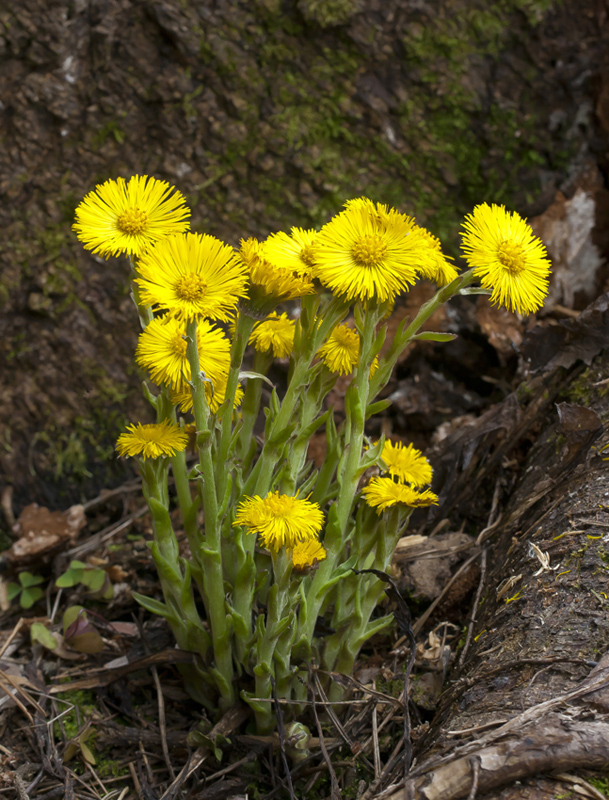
[237,349,272,467]
[296,302,382,648]
[216,313,256,509]
[186,319,235,711]
[128,257,154,330]
[369,270,475,401]
[251,549,293,733]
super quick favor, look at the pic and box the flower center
[497,240,526,274]
[300,244,317,268]
[170,333,188,358]
[351,235,387,268]
[116,207,148,236]
[174,273,207,302]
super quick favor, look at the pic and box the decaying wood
[378,302,609,799]
[386,717,609,800]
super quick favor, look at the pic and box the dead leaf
[476,297,523,356]
[522,292,609,373]
[6,504,86,563]
[394,533,474,601]
[556,402,603,467]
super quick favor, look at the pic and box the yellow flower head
[317,323,378,377]
[135,316,230,392]
[73,175,191,259]
[250,312,295,359]
[135,232,249,322]
[314,198,426,303]
[379,440,433,487]
[290,539,327,571]
[362,477,438,514]
[416,228,460,287]
[233,491,324,552]
[116,420,188,459]
[239,237,316,317]
[460,203,551,315]
[318,323,360,375]
[172,377,244,415]
[261,227,318,277]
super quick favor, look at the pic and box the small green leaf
[412,332,458,342]
[55,568,82,588]
[19,572,45,588]
[132,592,175,621]
[459,287,492,296]
[7,582,21,602]
[69,631,104,654]
[64,742,79,762]
[63,605,85,634]
[81,569,106,592]
[31,622,58,650]
[20,587,44,609]
[238,370,275,388]
[80,742,96,765]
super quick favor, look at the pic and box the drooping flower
[362,477,438,514]
[317,323,378,376]
[73,175,191,259]
[290,539,327,571]
[135,232,248,322]
[116,420,188,459]
[379,440,433,487]
[250,312,296,359]
[239,237,315,317]
[172,377,244,415]
[314,198,428,303]
[416,228,460,287]
[233,491,324,552]
[135,316,230,392]
[261,228,318,277]
[460,203,551,315]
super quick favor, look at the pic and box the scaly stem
[216,313,256,509]
[370,270,475,401]
[296,301,383,648]
[186,319,235,711]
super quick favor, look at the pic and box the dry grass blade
[272,677,296,800]
[308,666,341,800]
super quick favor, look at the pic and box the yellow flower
[460,203,551,315]
[416,228,460,286]
[233,491,324,552]
[116,420,188,459]
[261,228,318,277]
[250,312,295,358]
[172,377,244,415]
[135,316,230,392]
[379,440,433,487]
[290,539,327,571]
[317,323,379,376]
[239,237,316,316]
[135,232,249,322]
[73,175,190,259]
[362,477,438,514]
[314,198,426,303]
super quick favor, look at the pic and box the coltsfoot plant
[73,177,551,731]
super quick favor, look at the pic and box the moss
[588,776,609,796]
[53,690,97,741]
[298,0,359,28]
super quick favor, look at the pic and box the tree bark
[380,297,609,799]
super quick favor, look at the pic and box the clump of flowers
[73,180,552,730]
